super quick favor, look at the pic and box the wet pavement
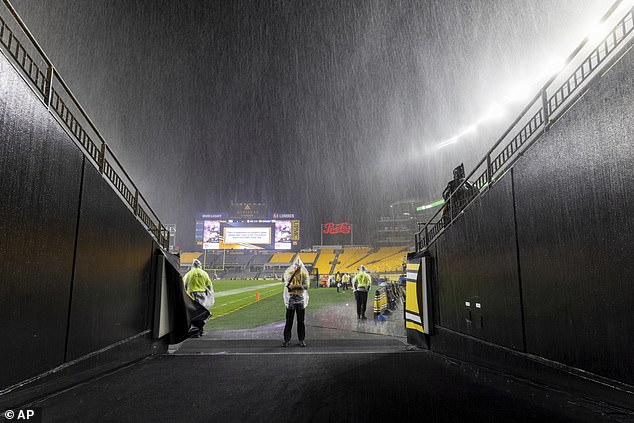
[21,301,634,422]
[171,296,407,350]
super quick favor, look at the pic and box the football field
[207,279,351,330]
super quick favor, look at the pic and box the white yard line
[215,282,284,297]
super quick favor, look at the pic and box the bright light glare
[587,21,609,44]
[437,135,459,149]
[587,0,634,46]
[464,125,477,134]
[540,58,565,79]
[437,125,478,149]
[432,0,634,152]
[505,82,531,103]
[477,103,505,123]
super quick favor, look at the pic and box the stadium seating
[179,252,202,266]
[181,246,408,277]
[296,252,317,266]
[334,247,371,273]
[327,246,408,275]
[223,253,253,266]
[250,253,275,264]
[270,252,296,263]
[362,247,408,273]
[313,248,336,274]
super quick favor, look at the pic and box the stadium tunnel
[2,1,634,421]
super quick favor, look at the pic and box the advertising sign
[321,221,353,245]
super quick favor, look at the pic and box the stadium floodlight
[587,0,634,45]
[433,0,634,153]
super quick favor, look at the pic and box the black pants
[355,290,368,318]
[284,303,305,342]
[190,291,210,334]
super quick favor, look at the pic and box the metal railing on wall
[415,1,634,252]
[0,0,170,250]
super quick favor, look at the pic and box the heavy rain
[3,0,634,421]
[9,0,614,248]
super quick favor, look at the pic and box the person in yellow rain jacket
[183,259,214,337]
[342,273,351,291]
[353,265,371,320]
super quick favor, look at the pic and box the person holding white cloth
[282,257,310,347]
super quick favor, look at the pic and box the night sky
[10,0,613,249]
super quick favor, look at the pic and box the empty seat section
[297,252,317,266]
[224,253,253,266]
[250,253,275,264]
[180,252,202,266]
[363,247,408,273]
[314,249,335,274]
[270,252,296,263]
[335,248,371,273]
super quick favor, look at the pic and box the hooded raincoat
[283,257,310,308]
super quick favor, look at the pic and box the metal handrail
[416,1,634,252]
[0,0,170,250]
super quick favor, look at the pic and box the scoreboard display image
[196,215,300,250]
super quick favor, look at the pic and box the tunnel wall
[513,45,634,384]
[0,52,167,392]
[435,176,524,351]
[428,45,634,387]
[0,53,83,389]
[66,164,156,360]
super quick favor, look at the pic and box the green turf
[206,281,353,330]
[209,280,284,320]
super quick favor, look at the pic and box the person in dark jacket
[442,163,478,224]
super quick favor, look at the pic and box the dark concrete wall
[435,176,524,350]
[430,47,634,386]
[513,46,634,384]
[0,53,161,390]
[0,54,83,388]
[66,165,155,360]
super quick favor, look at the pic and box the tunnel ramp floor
[21,301,631,422]
[24,343,624,423]
[171,335,409,355]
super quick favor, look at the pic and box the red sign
[322,222,351,235]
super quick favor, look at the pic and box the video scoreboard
[195,212,300,250]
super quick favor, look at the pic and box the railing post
[163,227,170,250]
[98,142,106,174]
[541,89,550,128]
[133,189,139,216]
[45,64,53,108]
[424,224,429,248]
[486,154,492,187]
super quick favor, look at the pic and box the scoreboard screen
[196,214,300,250]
